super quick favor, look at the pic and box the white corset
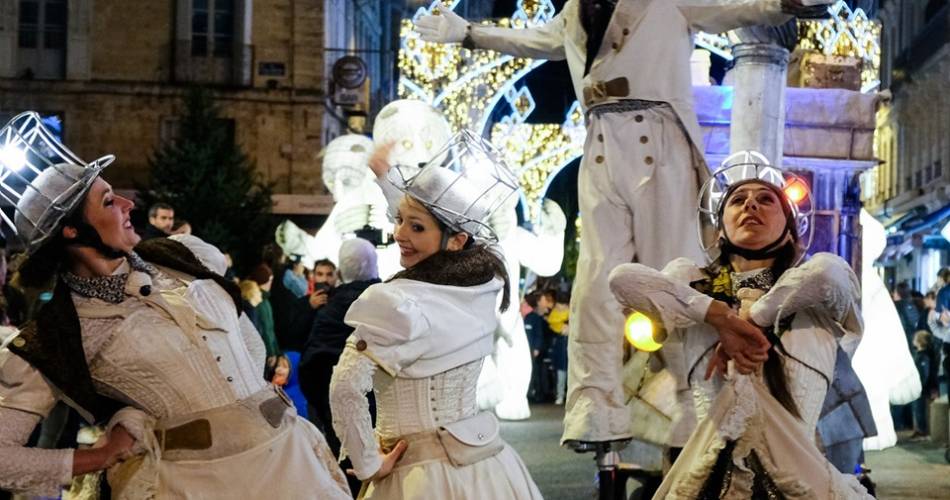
[374,359,482,441]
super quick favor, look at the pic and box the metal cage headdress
[391,129,520,243]
[0,111,114,254]
[697,151,815,263]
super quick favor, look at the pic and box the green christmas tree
[142,87,273,270]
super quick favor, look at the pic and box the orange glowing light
[784,180,807,204]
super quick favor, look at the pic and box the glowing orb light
[0,145,26,171]
[624,311,663,352]
[784,178,808,205]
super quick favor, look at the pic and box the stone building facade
[862,0,950,290]
[0,0,400,214]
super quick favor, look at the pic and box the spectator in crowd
[141,202,174,240]
[238,280,262,341]
[892,282,921,429]
[170,219,192,235]
[299,238,381,496]
[911,330,939,440]
[929,267,950,294]
[523,290,553,402]
[547,291,570,405]
[313,258,339,289]
[249,263,282,381]
[927,292,950,394]
[893,282,920,347]
[282,254,309,298]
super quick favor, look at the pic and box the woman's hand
[72,424,138,476]
[101,424,137,467]
[371,440,408,481]
[705,300,770,374]
[346,440,408,482]
[369,142,396,179]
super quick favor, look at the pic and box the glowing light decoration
[399,1,551,133]
[0,145,26,172]
[797,1,882,93]
[784,178,809,204]
[625,312,663,352]
[694,1,881,93]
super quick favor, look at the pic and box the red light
[784,179,807,204]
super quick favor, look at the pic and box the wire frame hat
[391,129,520,243]
[0,111,114,254]
[697,150,815,263]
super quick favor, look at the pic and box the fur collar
[388,245,510,311]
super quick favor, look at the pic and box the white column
[66,0,92,80]
[729,43,789,164]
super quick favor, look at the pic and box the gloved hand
[414,8,470,44]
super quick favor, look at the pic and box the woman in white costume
[608,153,871,499]
[0,113,350,499]
[329,130,542,499]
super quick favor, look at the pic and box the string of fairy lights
[398,0,881,223]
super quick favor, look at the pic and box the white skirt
[654,375,871,500]
[362,444,543,500]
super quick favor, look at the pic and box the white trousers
[562,104,706,443]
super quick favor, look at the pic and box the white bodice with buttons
[0,255,269,496]
[75,265,268,420]
[373,359,482,441]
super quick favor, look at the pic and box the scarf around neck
[61,252,158,304]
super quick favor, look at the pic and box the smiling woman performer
[0,113,349,498]
[608,152,872,499]
[329,131,542,499]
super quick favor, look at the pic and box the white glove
[414,9,470,44]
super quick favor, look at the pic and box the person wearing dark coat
[298,238,379,497]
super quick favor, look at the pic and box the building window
[905,175,912,191]
[915,170,923,189]
[18,0,66,49]
[192,0,233,58]
[936,160,944,179]
[17,0,67,79]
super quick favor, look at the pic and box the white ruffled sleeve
[749,253,863,351]
[608,258,713,330]
[328,346,381,480]
[0,352,73,496]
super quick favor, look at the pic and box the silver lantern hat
[389,129,520,243]
[697,150,815,263]
[0,111,115,254]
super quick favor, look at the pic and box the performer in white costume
[370,98,566,420]
[329,130,542,499]
[0,113,350,498]
[415,0,834,444]
[609,154,870,498]
[852,209,921,450]
[477,197,567,420]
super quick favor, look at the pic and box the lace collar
[62,252,158,304]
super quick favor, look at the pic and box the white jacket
[470,0,792,151]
